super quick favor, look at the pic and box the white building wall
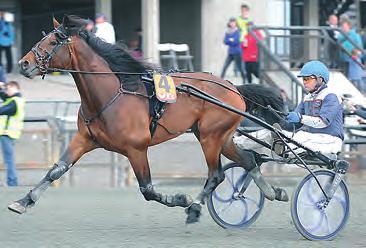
[201,0,288,75]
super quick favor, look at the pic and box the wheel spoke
[239,198,249,222]
[225,169,235,188]
[306,211,325,233]
[323,212,331,234]
[243,196,261,211]
[216,200,234,216]
[212,190,232,203]
[297,200,318,208]
[234,173,246,190]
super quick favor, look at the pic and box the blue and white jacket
[295,85,344,140]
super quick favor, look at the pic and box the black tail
[236,84,285,125]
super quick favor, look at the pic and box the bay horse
[9,15,287,223]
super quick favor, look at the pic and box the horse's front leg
[128,148,193,208]
[8,132,96,214]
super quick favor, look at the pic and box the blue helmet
[297,60,329,83]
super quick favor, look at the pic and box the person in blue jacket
[0,12,14,73]
[220,17,246,84]
[337,18,363,76]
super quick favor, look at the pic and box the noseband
[31,28,72,76]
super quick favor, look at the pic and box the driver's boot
[272,186,289,202]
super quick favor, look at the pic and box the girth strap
[142,79,166,138]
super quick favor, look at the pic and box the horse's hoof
[273,186,289,202]
[185,203,202,224]
[8,202,27,214]
[8,193,35,214]
[175,193,193,208]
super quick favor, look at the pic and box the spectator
[0,81,25,186]
[241,22,262,83]
[346,49,364,92]
[0,12,14,73]
[134,27,142,55]
[0,65,5,82]
[236,4,253,42]
[236,4,253,80]
[280,89,293,113]
[221,17,246,84]
[337,18,363,75]
[327,15,339,40]
[326,15,339,68]
[85,19,96,33]
[95,13,116,44]
[129,39,142,59]
[128,28,143,59]
[354,105,366,119]
[343,98,366,119]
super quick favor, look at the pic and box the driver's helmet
[297,60,329,83]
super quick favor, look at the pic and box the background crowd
[220,4,366,96]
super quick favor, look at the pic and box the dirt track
[1,182,365,248]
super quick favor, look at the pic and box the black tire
[207,162,265,229]
[291,170,350,240]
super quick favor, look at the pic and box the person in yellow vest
[236,4,253,43]
[0,81,25,186]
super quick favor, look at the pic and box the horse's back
[172,72,245,111]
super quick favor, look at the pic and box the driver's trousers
[233,129,343,155]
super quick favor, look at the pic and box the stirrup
[273,140,285,156]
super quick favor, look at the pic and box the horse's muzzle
[18,59,35,78]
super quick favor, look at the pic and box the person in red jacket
[241,23,263,83]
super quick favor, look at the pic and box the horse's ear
[53,17,60,29]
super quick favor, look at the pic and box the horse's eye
[50,41,58,46]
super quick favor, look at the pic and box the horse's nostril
[20,60,30,71]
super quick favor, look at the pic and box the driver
[234,60,344,156]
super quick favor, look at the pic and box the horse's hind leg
[127,148,193,208]
[222,137,288,201]
[185,135,225,224]
[8,132,96,214]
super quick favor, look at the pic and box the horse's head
[19,15,88,78]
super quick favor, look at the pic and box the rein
[46,68,240,95]
[47,67,150,75]
[47,67,288,119]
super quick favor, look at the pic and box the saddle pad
[153,74,177,103]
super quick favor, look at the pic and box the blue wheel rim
[209,164,265,228]
[292,170,350,240]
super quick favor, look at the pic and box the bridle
[31,27,73,77]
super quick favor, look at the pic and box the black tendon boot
[249,166,275,201]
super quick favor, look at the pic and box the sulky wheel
[207,162,265,229]
[291,169,350,240]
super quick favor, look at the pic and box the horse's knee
[139,183,156,201]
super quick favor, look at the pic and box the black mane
[62,15,150,87]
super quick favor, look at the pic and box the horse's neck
[70,42,120,114]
